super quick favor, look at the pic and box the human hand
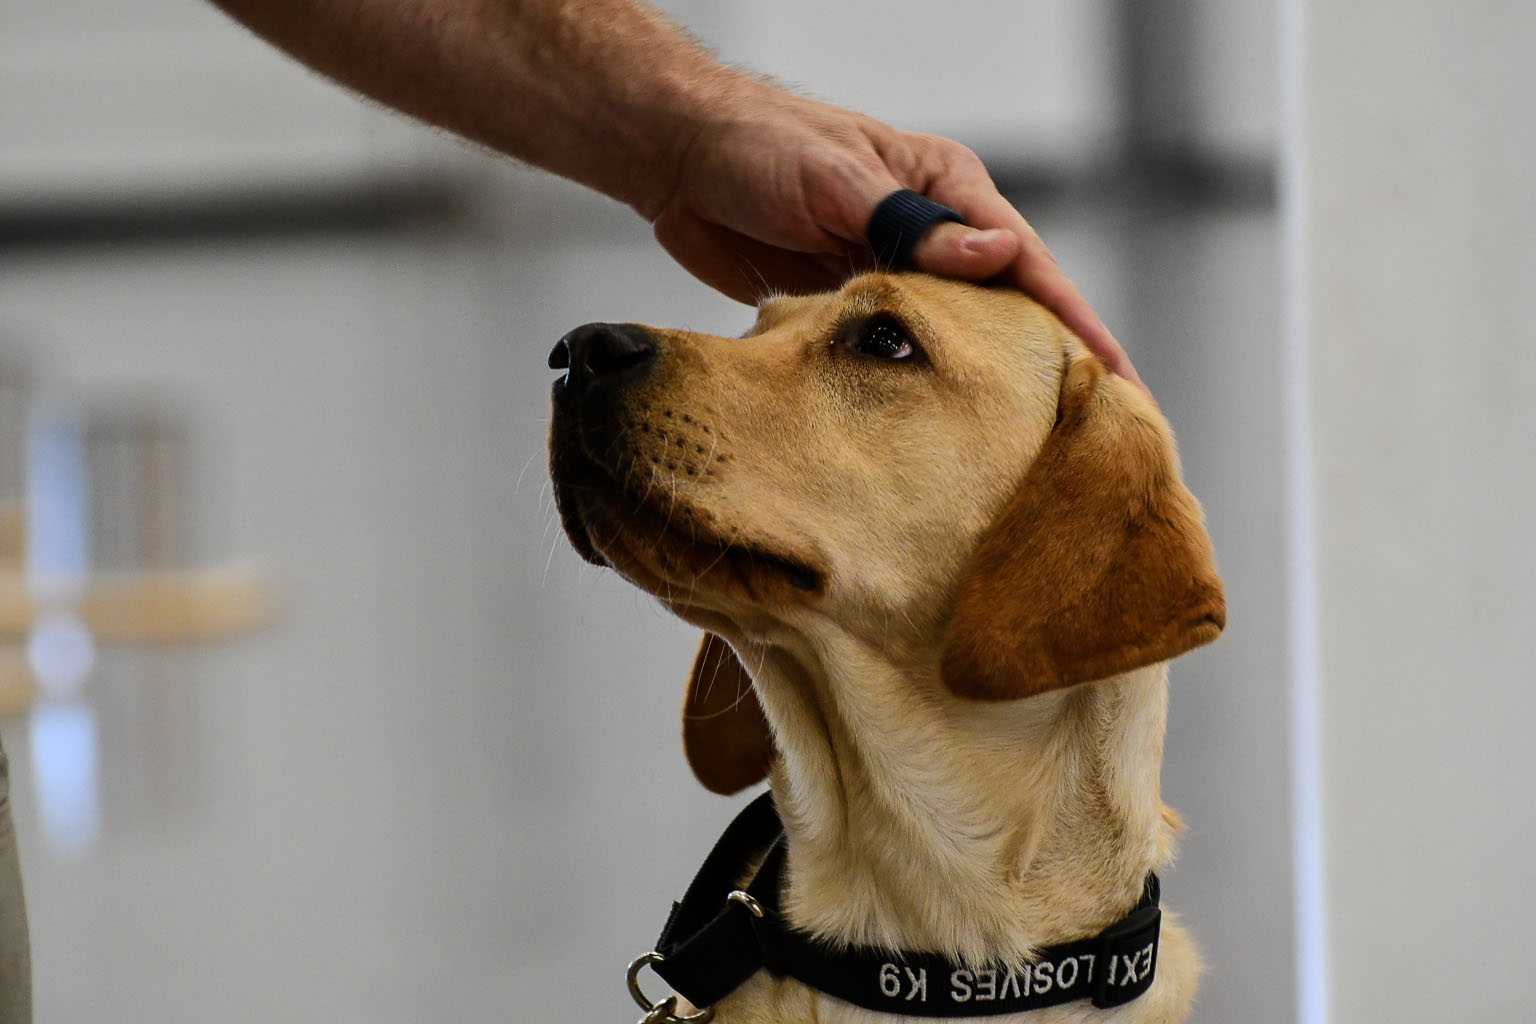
[647,84,1140,385]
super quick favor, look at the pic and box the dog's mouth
[548,402,824,600]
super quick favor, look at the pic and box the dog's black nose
[549,323,656,392]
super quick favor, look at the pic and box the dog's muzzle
[548,322,656,399]
[547,322,658,569]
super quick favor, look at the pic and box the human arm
[210,0,1136,380]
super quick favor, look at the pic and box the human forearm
[213,0,1136,379]
[211,0,749,215]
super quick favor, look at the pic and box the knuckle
[937,139,985,173]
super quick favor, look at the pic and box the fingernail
[959,228,1009,254]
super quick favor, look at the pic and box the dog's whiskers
[514,448,543,493]
[736,255,773,305]
[540,528,562,587]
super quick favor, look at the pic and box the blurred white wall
[0,0,454,205]
[660,0,1120,165]
[1298,0,1536,1019]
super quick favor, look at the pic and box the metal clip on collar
[626,886,767,1022]
[627,952,714,1024]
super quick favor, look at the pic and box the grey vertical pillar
[1294,1,1536,1020]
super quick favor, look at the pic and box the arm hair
[210,0,757,216]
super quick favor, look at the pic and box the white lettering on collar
[879,963,928,1002]
[1109,943,1156,988]
[948,955,1106,1003]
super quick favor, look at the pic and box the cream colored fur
[549,274,1212,1023]
[673,645,1200,1024]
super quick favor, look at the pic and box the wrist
[629,68,776,221]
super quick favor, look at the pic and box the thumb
[909,223,1021,280]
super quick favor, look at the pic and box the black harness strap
[649,792,1163,1018]
[651,793,786,1007]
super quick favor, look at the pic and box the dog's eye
[851,317,917,361]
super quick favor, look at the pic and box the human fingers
[653,206,846,304]
[929,179,1144,387]
[908,222,1022,281]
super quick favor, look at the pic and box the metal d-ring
[626,952,715,1024]
[726,890,764,918]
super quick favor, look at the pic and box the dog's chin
[549,435,824,610]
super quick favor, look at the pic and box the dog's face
[550,274,1059,636]
[549,273,1224,793]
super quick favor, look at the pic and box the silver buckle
[626,952,715,1024]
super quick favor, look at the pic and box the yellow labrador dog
[548,273,1224,1024]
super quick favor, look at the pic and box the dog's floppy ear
[682,633,774,794]
[941,353,1225,700]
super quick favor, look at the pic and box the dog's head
[548,273,1224,794]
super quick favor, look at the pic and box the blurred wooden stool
[0,499,29,715]
[0,564,271,647]
[0,502,20,569]
[0,400,273,715]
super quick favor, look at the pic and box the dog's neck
[744,632,1177,969]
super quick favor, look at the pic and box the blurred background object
[75,401,270,645]
[1,352,33,716]
[5,397,271,652]
[7,391,272,867]
[0,1,1529,1023]
[0,354,26,568]
[83,403,192,575]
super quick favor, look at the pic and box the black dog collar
[867,189,967,270]
[627,792,1161,1021]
